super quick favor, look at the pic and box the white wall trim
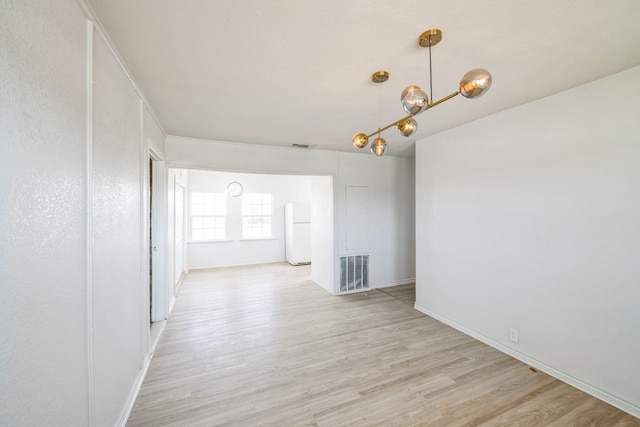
[150,157,168,322]
[139,99,150,363]
[175,270,187,295]
[148,140,165,162]
[187,239,234,244]
[168,294,177,315]
[188,260,289,271]
[116,352,153,427]
[373,278,416,289]
[414,303,640,419]
[118,318,167,426]
[84,19,96,427]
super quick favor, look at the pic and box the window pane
[241,193,273,238]
[202,198,214,214]
[193,192,226,215]
[212,195,225,216]
[214,217,224,229]
[191,192,203,215]
[192,217,203,229]
[191,192,227,240]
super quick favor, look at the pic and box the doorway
[149,158,153,324]
[149,155,166,325]
[174,181,186,291]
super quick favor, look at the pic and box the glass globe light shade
[400,85,428,115]
[459,68,492,99]
[370,137,387,157]
[352,132,369,149]
[397,118,418,137]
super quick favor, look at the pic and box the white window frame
[241,193,273,239]
[190,192,227,241]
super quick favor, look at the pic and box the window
[191,192,226,240]
[242,193,273,239]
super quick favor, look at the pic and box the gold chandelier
[352,29,492,156]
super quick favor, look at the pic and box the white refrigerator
[285,202,311,265]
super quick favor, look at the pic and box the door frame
[149,148,167,323]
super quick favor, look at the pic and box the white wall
[91,30,145,426]
[415,66,640,416]
[166,136,416,293]
[166,136,340,175]
[187,170,312,269]
[336,153,416,288]
[311,176,335,293]
[1,2,89,425]
[167,168,188,305]
[0,2,167,425]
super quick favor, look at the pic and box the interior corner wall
[1,1,167,426]
[311,176,335,293]
[0,1,89,425]
[415,66,640,416]
[336,152,416,289]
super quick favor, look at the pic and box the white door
[174,182,185,289]
[150,159,166,322]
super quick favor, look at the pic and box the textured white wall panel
[91,32,143,427]
[0,1,89,425]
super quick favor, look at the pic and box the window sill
[188,239,233,244]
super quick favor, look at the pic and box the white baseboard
[118,320,168,426]
[335,278,416,296]
[168,294,176,314]
[188,259,287,270]
[414,303,640,419]
[117,352,153,427]
[374,278,416,289]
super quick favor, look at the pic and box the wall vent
[291,143,310,148]
[339,255,369,293]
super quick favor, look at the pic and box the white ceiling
[86,0,640,158]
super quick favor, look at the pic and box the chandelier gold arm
[352,29,492,155]
[364,91,460,139]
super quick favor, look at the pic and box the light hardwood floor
[127,263,639,426]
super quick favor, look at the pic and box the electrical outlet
[509,328,519,343]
